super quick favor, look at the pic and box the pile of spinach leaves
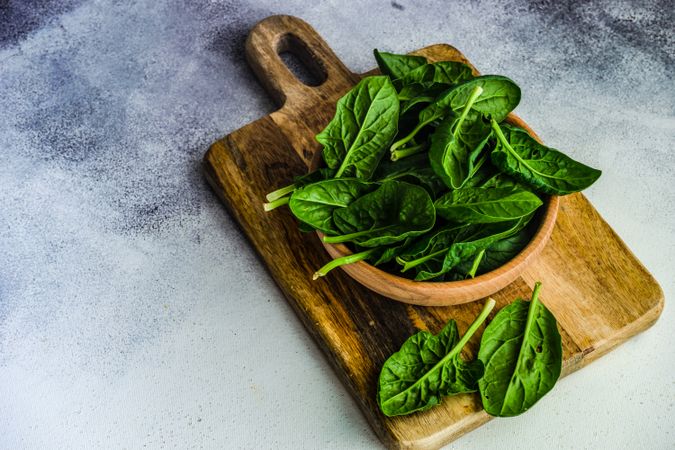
[378,281,563,418]
[264,50,601,280]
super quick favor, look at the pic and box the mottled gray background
[0,0,673,448]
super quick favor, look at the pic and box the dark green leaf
[428,110,492,189]
[288,179,376,234]
[455,227,532,276]
[317,76,400,179]
[374,49,427,80]
[478,282,563,417]
[491,122,602,195]
[419,76,521,129]
[378,299,495,416]
[397,215,533,280]
[374,153,447,197]
[326,180,435,247]
[434,187,542,223]
[391,76,520,154]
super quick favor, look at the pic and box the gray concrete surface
[1,0,673,448]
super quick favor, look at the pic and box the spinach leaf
[434,186,542,223]
[264,168,337,208]
[480,172,522,190]
[374,152,447,197]
[398,61,473,87]
[396,60,474,96]
[378,298,495,416]
[455,227,532,276]
[396,215,532,280]
[391,76,521,153]
[428,88,493,189]
[373,49,427,80]
[324,180,435,247]
[478,282,562,417]
[317,76,400,179]
[288,179,376,234]
[491,120,602,195]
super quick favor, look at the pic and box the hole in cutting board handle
[277,33,327,87]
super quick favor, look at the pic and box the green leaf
[374,50,427,80]
[317,76,400,179]
[478,282,563,417]
[434,187,542,223]
[416,75,520,131]
[378,299,495,417]
[288,179,376,234]
[454,227,532,277]
[391,76,521,153]
[428,107,492,189]
[396,215,533,280]
[325,180,435,247]
[491,121,602,195]
[374,153,447,198]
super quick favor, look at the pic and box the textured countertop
[1,1,673,448]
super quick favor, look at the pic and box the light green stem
[466,249,486,278]
[391,143,426,161]
[313,249,376,280]
[451,297,496,353]
[390,120,431,154]
[265,183,297,202]
[391,84,484,154]
[263,196,290,212]
[322,225,392,244]
[453,85,484,133]
[396,246,449,272]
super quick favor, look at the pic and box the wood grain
[203,15,664,450]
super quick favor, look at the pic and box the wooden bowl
[315,114,559,306]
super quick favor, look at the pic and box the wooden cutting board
[203,15,664,450]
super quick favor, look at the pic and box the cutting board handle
[245,15,358,108]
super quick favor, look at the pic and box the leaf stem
[313,249,376,280]
[406,297,496,389]
[265,183,297,202]
[390,120,431,154]
[391,143,426,161]
[451,297,496,354]
[466,249,486,278]
[453,85,484,133]
[262,196,290,211]
[396,247,448,272]
[322,225,392,244]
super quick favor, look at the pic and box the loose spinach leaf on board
[288,179,376,234]
[491,121,602,195]
[324,180,435,247]
[396,214,533,280]
[317,76,400,179]
[378,299,495,417]
[434,186,542,223]
[391,76,521,153]
[478,282,563,417]
[428,99,492,189]
[373,49,427,80]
